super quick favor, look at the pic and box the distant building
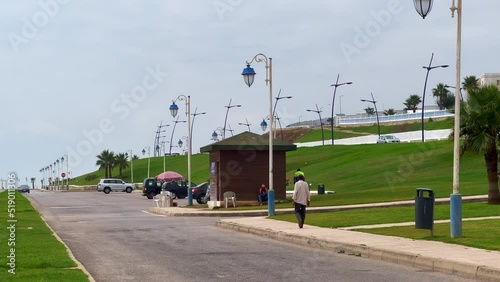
[479,73,500,87]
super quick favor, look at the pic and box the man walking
[292,174,310,228]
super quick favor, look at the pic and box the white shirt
[292,180,310,206]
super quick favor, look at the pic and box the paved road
[26,190,475,282]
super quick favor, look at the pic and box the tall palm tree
[107,151,115,178]
[114,153,129,178]
[96,150,115,178]
[459,84,500,204]
[462,75,479,94]
[403,94,421,113]
[432,83,450,110]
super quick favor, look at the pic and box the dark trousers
[294,203,306,224]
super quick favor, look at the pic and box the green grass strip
[271,202,500,251]
[0,191,90,282]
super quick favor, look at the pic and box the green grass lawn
[361,220,500,251]
[271,202,500,251]
[297,129,364,142]
[0,191,90,282]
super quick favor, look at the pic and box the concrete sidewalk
[217,217,500,281]
[147,195,500,281]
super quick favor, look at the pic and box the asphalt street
[25,190,476,282]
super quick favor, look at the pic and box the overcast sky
[1,0,499,184]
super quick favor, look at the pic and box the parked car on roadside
[96,179,135,194]
[142,178,208,204]
[17,185,30,193]
[377,135,400,143]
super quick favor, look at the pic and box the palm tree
[364,107,375,115]
[384,108,396,116]
[114,153,129,178]
[432,83,450,110]
[462,75,479,94]
[403,95,421,113]
[96,150,115,178]
[459,84,500,204]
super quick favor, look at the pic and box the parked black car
[142,178,208,204]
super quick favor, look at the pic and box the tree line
[95,150,138,178]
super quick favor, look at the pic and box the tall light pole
[125,150,134,183]
[191,107,206,149]
[330,74,353,145]
[55,160,60,190]
[170,95,193,206]
[272,89,292,139]
[444,84,464,101]
[414,0,463,238]
[238,118,252,132]
[339,95,344,115]
[222,99,241,140]
[142,146,151,178]
[169,116,186,155]
[242,53,275,216]
[307,104,325,145]
[361,93,381,138]
[420,53,449,142]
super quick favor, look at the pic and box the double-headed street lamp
[238,118,252,132]
[242,53,275,216]
[169,116,186,155]
[307,104,325,145]
[222,99,241,140]
[170,95,194,206]
[330,74,353,145]
[361,93,381,138]
[272,90,292,139]
[191,108,206,145]
[420,53,449,142]
[414,0,463,238]
[142,146,151,178]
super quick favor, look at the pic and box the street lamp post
[169,116,186,155]
[191,107,206,147]
[444,84,464,101]
[142,146,151,178]
[272,90,292,139]
[361,93,381,137]
[222,99,241,140]
[125,150,134,183]
[170,95,193,206]
[420,53,449,142]
[414,0,462,238]
[330,74,353,145]
[339,95,344,115]
[307,104,325,145]
[238,118,252,132]
[242,53,275,216]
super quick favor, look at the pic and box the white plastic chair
[153,193,165,207]
[223,191,236,208]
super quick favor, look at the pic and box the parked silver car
[96,179,135,194]
[377,135,400,143]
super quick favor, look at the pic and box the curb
[216,220,500,282]
[147,195,488,217]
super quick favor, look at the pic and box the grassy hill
[71,137,489,206]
